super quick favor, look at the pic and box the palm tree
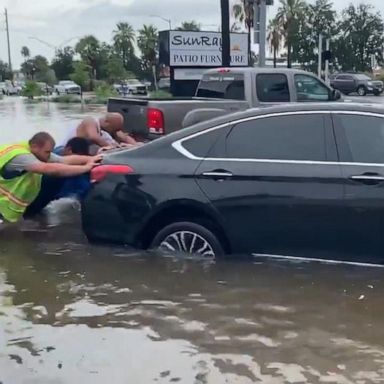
[137,25,158,68]
[21,46,30,61]
[276,0,306,68]
[113,22,136,68]
[75,35,100,79]
[177,21,201,31]
[268,18,283,68]
[232,0,253,65]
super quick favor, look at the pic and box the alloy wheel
[159,231,215,258]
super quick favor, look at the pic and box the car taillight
[147,108,164,135]
[90,165,134,183]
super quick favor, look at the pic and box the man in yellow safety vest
[0,131,101,224]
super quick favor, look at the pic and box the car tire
[374,91,382,96]
[357,86,367,96]
[151,221,224,258]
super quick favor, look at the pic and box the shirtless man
[64,113,137,155]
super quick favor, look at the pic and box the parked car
[3,81,22,96]
[54,80,81,95]
[157,77,170,91]
[83,102,384,265]
[118,79,148,96]
[37,82,53,95]
[108,68,342,141]
[0,82,6,95]
[330,73,383,96]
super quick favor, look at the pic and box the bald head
[102,113,124,134]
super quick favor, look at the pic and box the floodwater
[1,97,384,383]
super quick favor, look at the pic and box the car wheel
[374,91,382,96]
[151,221,224,258]
[357,86,367,96]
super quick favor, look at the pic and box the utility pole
[318,34,322,79]
[258,0,267,67]
[4,8,12,73]
[221,0,231,67]
[325,37,330,84]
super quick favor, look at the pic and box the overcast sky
[0,0,383,68]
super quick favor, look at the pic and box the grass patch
[150,90,173,99]
[51,95,82,104]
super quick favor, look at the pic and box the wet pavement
[1,97,384,383]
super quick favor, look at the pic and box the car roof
[145,102,384,149]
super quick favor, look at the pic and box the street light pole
[150,15,172,30]
[221,0,231,67]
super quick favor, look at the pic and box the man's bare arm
[62,154,102,166]
[26,159,98,177]
[113,131,137,145]
[82,118,112,147]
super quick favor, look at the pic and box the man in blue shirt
[24,137,92,218]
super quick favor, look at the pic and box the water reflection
[1,98,384,383]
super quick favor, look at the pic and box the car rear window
[256,74,290,102]
[196,74,245,100]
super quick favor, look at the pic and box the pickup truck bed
[108,67,341,140]
[108,97,247,140]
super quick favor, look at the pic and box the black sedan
[83,103,384,265]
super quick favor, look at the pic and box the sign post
[221,0,231,67]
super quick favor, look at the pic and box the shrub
[22,81,43,99]
[150,90,173,99]
[51,95,82,104]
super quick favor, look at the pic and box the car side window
[295,74,330,102]
[256,74,290,102]
[334,114,384,163]
[224,114,329,161]
[182,126,230,158]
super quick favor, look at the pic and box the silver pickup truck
[108,67,341,140]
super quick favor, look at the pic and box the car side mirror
[331,89,342,101]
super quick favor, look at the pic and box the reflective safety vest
[0,143,42,222]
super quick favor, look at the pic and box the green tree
[38,69,57,86]
[51,47,75,80]
[293,0,337,71]
[177,21,201,31]
[22,81,42,99]
[276,0,307,68]
[70,61,90,90]
[113,22,135,68]
[335,3,384,72]
[232,0,254,64]
[0,60,11,81]
[105,56,127,83]
[137,24,158,79]
[75,35,101,79]
[268,18,283,68]
[21,46,30,61]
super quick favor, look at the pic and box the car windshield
[126,79,141,84]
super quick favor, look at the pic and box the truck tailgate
[108,98,149,139]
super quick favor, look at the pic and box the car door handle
[349,174,384,184]
[201,171,233,179]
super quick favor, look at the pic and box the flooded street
[2,97,384,383]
